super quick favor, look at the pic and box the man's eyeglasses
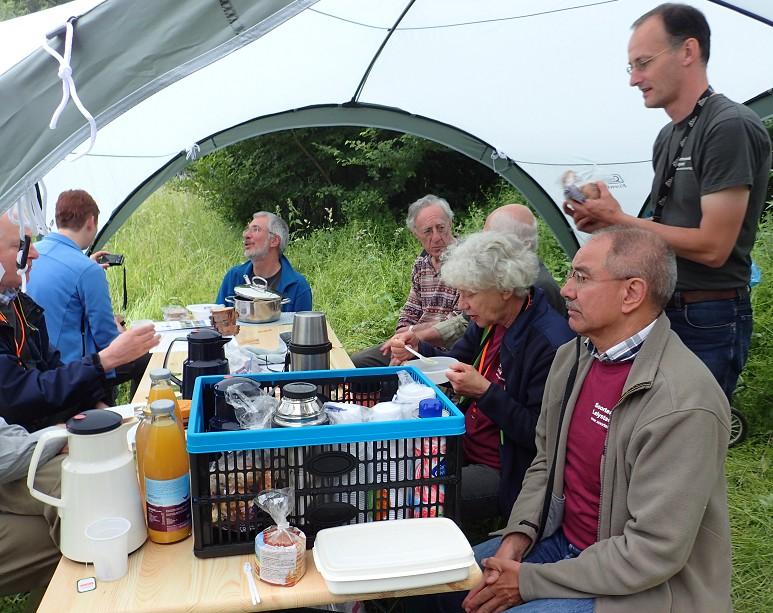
[245,224,274,236]
[626,47,670,74]
[565,269,629,287]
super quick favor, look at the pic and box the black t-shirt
[648,94,771,290]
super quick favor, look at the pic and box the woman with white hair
[398,231,574,520]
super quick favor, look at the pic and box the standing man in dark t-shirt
[564,3,771,400]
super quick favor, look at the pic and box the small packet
[560,170,601,203]
[253,488,306,586]
[323,401,367,424]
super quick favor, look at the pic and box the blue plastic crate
[186,367,464,558]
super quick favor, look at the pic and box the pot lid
[66,409,122,435]
[234,285,282,301]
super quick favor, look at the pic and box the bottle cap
[418,398,443,418]
[150,399,175,416]
[149,368,172,382]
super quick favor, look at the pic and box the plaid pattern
[396,253,460,330]
[586,319,657,363]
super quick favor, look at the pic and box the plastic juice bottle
[134,407,151,502]
[147,368,184,429]
[143,399,192,544]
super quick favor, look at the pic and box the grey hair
[440,231,538,297]
[253,211,289,253]
[594,226,677,309]
[405,194,454,233]
[485,209,538,252]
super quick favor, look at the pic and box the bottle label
[145,474,191,532]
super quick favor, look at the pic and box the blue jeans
[471,531,594,612]
[666,292,752,401]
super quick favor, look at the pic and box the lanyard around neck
[652,87,714,223]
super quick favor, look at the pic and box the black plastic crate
[187,367,464,558]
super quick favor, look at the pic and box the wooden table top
[37,539,481,612]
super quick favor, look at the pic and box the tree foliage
[178,127,500,233]
[0,0,66,20]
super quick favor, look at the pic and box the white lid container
[312,518,474,595]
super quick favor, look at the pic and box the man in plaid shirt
[352,194,461,368]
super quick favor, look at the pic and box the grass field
[3,187,771,611]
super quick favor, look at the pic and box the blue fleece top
[27,232,118,363]
[216,255,312,311]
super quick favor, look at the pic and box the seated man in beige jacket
[455,227,730,612]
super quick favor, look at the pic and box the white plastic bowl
[404,356,458,384]
[185,303,223,321]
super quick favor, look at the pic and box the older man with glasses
[563,3,771,403]
[351,194,462,368]
[435,226,731,613]
[216,211,312,312]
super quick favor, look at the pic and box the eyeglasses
[244,224,274,236]
[626,47,670,74]
[565,269,629,287]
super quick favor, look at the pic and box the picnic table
[37,317,479,612]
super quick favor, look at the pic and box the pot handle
[224,296,234,305]
[27,428,68,508]
[280,298,291,305]
[250,276,268,290]
[163,336,187,388]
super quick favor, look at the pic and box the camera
[97,253,124,267]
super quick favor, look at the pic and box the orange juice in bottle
[143,399,191,544]
[147,368,184,429]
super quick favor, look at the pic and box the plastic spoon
[404,345,438,365]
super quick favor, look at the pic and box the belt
[666,287,747,309]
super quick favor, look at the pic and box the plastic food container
[404,356,458,384]
[313,517,474,594]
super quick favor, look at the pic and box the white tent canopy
[0,0,771,254]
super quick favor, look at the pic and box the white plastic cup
[84,517,131,582]
[130,319,154,329]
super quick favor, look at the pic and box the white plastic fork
[243,562,261,605]
[404,345,438,365]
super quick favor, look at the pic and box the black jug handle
[163,336,187,388]
[284,351,291,372]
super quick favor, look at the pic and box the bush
[177,127,500,231]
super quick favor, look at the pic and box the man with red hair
[27,189,149,399]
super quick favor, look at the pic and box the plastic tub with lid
[312,517,474,594]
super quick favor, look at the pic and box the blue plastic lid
[419,398,443,418]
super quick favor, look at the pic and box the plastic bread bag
[209,452,272,527]
[224,337,256,374]
[253,488,306,586]
[560,169,601,203]
[225,380,278,429]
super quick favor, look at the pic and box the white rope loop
[42,19,97,160]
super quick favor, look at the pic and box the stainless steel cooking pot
[226,276,289,323]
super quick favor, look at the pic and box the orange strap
[0,303,26,363]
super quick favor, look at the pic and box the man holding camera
[27,189,150,398]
